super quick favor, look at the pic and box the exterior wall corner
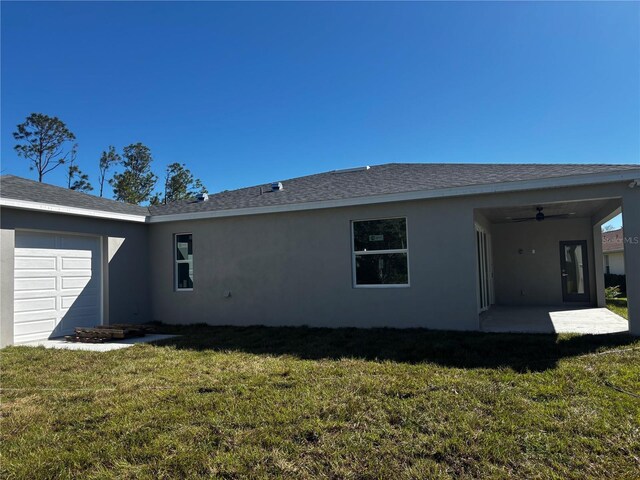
[0,228,16,347]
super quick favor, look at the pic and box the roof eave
[0,197,148,223]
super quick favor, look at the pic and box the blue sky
[1,1,638,228]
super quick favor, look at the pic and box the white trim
[174,233,194,291]
[148,169,640,223]
[351,217,410,288]
[0,198,147,223]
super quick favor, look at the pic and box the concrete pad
[481,306,628,334]
[19,334,178,351]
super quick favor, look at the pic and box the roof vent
[332,166,370,174]
[196,192,209,202]
[271,182,283,192]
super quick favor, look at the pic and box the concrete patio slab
[480,306,628,334]
[19,334,178,351]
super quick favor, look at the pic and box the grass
[2,325,640,479]
[606,298,628,319]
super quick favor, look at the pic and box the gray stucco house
[1,163,639,346]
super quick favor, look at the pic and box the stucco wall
[0,208,150,346]
[149,181,634,330]
[492,218,596,306]
[149,198,480,330]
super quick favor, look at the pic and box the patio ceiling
[478,198,619,224]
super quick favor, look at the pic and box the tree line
[12,113,207,206]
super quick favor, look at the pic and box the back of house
[1,162,639,346]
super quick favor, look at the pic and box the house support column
[622,188,640,335]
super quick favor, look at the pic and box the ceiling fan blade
[544,214,571,219]
[510,217,536,222]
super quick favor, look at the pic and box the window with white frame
[352,217,409,287]
[175,233,193,290]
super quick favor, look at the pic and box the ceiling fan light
[536,211,545,222]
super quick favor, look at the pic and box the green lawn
[606,298,628,319]
[2,325,640,479]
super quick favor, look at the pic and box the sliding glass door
[476,225,494,312]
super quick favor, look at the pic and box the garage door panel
[61,256,92,270]
[14,330,60,344]
[60,287,98,298]
[14,256,57,270]
[14,269,58,279]
[61,311,100,323]
[13,231,102,343]
[61,276,91,289]
[14,296,57,313]
[14,318,57,337]
[14,309,59,323]
[59,283,97,293]
[15,277,57,291]
[14,290,58,301]
[61,293,99,309]
[57,271,93,281]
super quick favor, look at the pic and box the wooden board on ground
[107,324,156,333]
[65,324,154,343]
[64,335,106,343]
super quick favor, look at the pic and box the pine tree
[13,113,76,182]
[109,143,157,204]
[98,146,121,197]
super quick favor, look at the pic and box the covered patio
[473,186,638,335]
[480,305,628,334]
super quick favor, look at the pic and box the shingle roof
[2,164,638,219]
[602,228,625,253]
[0,175,149,216]
[148,163,640,216]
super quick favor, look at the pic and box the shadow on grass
[607,298,628,307]
[151,324,638,372]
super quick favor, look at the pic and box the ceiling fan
[509,207,574,223]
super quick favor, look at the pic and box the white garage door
[14,231,102,343]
